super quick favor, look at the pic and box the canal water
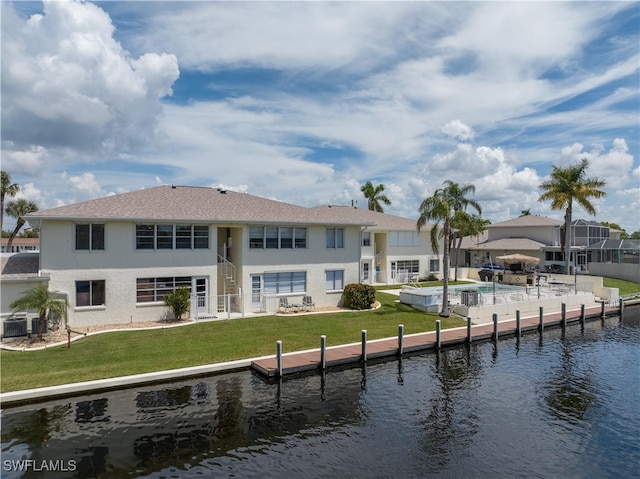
[2,311,639,479]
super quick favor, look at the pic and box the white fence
[191,293,244,320]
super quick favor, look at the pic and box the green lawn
[603,277,640,296]
[1,291,465,393]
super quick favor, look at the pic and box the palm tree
[538,159,606,274]
[1,171,20,233]
[520,209,531,216]
[5,198,38,252]
[10,285,68,339]
[417,180,481,317]
[451,212,489,281]
[360,181,391,213]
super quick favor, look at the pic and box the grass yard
[0,291,465,393]
[603,277,640,296]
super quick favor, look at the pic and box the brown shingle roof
[1,253,46,280]
[463,237,546,251]
[488,215,563,228]
[310,205,430,231]
[27,186,373,226]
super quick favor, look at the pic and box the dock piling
[320,335,326,370]
[276,340,283,378]
[581,304,586,328]
[539,306,544,333]
[467,316,472,344]
[562,303,567,329]
[493,313,498,341]
[516,310,521,339]
[398,324,404,355]
[601,300,606,319]
[361,330,367,362]
[436,320,441,350]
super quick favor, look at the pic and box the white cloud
[14,183,43,204]
[1,145,49,175]
[559,139,634,190]
[1,0,179,160]
[68,172,102,196]
[442,120,474,141]
[1,1,637,234]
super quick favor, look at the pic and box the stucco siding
[47,265,218,327]
[41,221,218,271]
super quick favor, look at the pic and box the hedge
[343,283,376,310]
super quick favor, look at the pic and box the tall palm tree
[10,285,67,339]
[538,159,606,274]
[5,198,38,252]
[1,171,20,233]
[360,181,391,213]
[417,180,480,317]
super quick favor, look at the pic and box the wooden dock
[251,303,619,378]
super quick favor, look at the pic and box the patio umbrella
[495,253,540,264]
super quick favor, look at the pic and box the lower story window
[76,280,106,307]
[263,271,306,294]
[326,270,344,291]
[429,259,440,272]
[136,276,192,303]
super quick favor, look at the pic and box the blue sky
[2,0,639,233]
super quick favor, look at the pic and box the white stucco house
[1,185,439,330]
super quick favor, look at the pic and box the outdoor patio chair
[302,295,315,311]
[279,297,298,313]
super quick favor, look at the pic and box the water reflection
[542,340,600,424]
[416,345,482,474]
[1,312,639,479]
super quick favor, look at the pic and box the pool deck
[251,303,619,378]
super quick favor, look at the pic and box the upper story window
[136,224,209,250]
[362,232,371,247]
[75,224,105,251]
[326,228,344,248]
[389,231,421,247]
[250,226,307,249]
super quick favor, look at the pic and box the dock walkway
[252,303,618,378]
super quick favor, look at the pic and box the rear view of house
[8,185,437,329]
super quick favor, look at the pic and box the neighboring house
[1,237,40,253]
[0,253,49,322]
[459,215,629,275]
[5,185,436,328]
[459,215,562,270]
[310,205,441,284]
[585,239,640,283]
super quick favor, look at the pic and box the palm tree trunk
[564,207,572,275]
[6,218,25,253]
[441,222,451,317]
[37,312,46,339]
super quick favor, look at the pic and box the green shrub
[424,273,439,282]
[343,283,376,310]
[163,288,191,320]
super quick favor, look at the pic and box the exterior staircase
[217,255,238,313]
